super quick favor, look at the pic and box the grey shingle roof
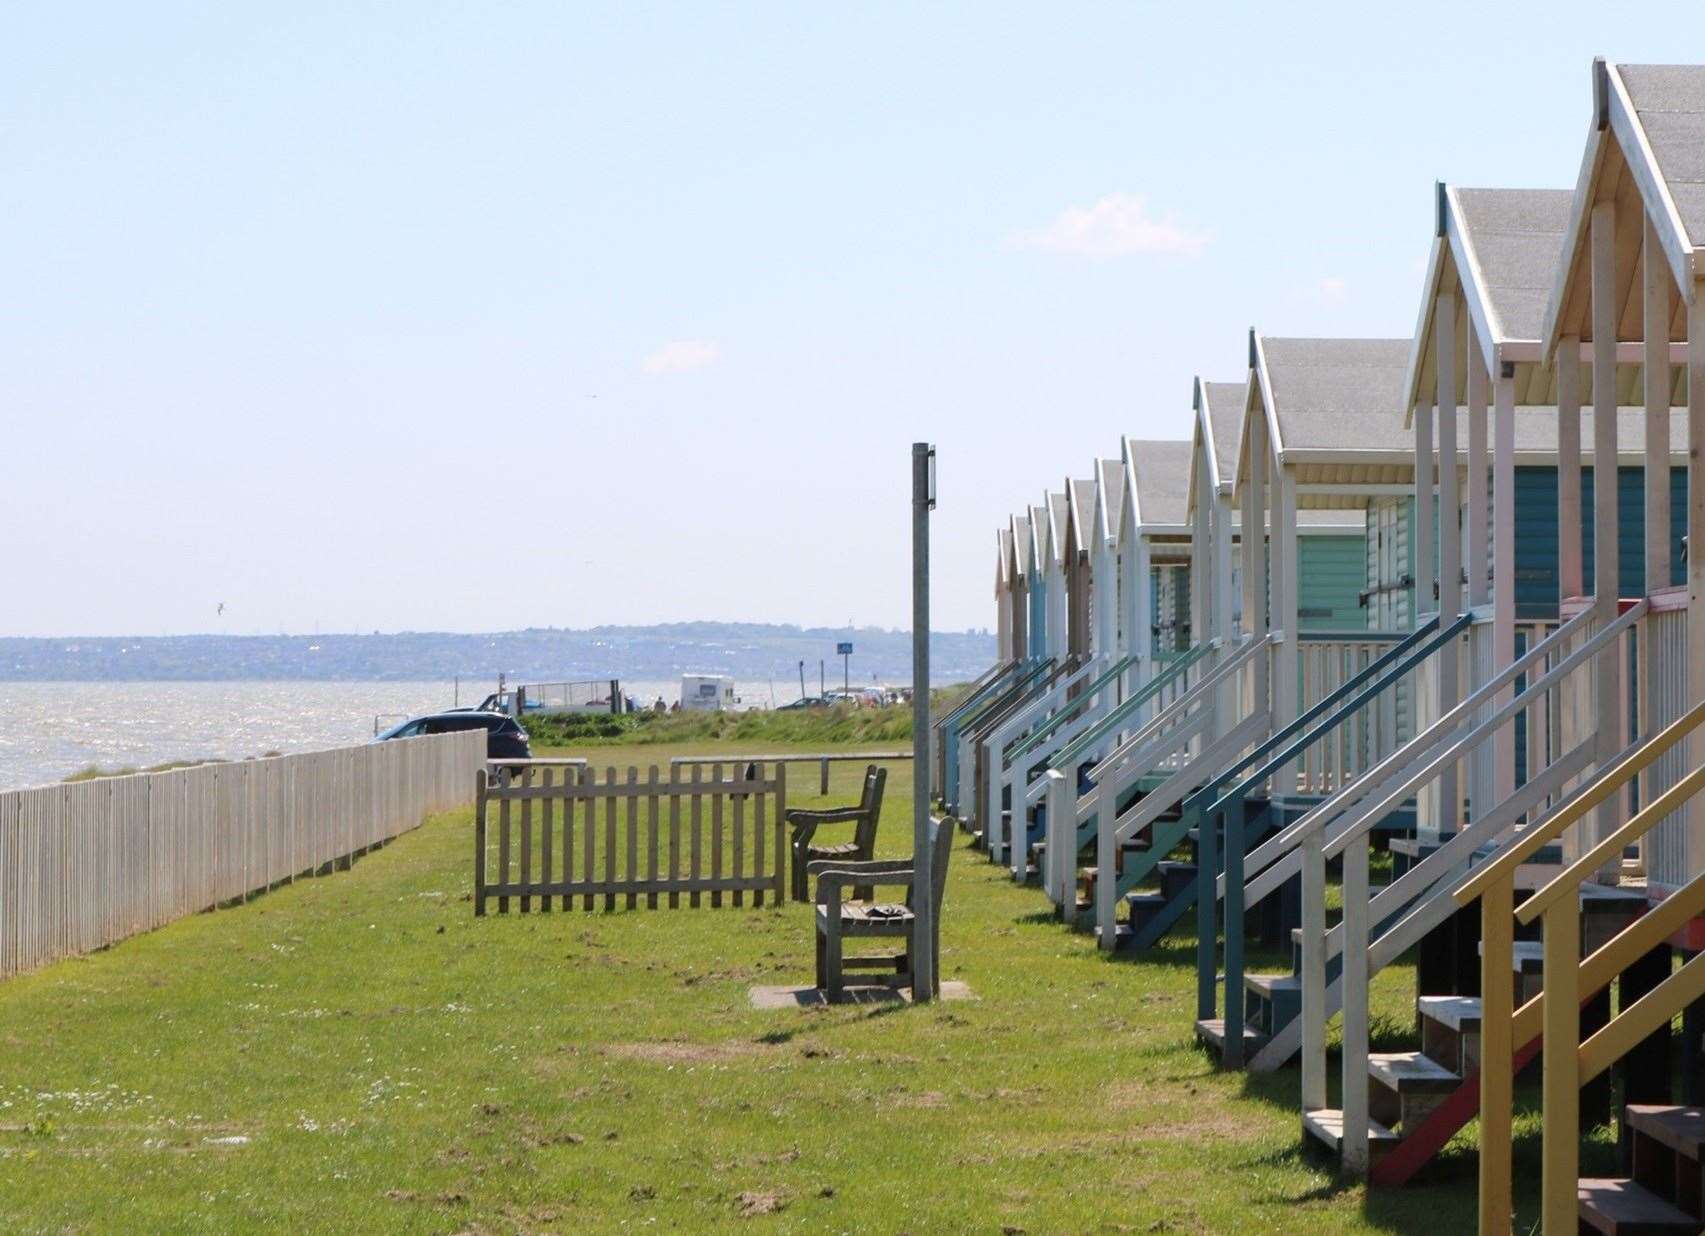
[1260,338,1411,455]
[1047,493,1069,562]
[1068,478,1096,555]
[1620,64,1705,249]
[1452,188,1572,342]
[1097,458,1123,543]
[1127,440,1193,527]
[1201,380,1246,486]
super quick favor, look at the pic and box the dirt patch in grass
[604,1040,762,1064]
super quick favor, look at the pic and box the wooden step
[1194,1017,1267,1059]
[1417,995,1482,1076]
[1300,1108,1400,1161]
[1627,1105,1705,1162]
[1368,1051,1460,1132]
[1577,1178,1701,1234]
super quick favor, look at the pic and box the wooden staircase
[1578,1106,1705,1234]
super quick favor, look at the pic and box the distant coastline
[0,621,995,684]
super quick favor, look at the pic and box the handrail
[1513,701,1705,922]
[1253,600,1614,886]
[1453,669,1697,906]
[1007,653,1136,760]
[1195,614,1460,818]
[1462,635,1702,1233]
[1080,633,1269,786]
[1047,640,1215,770]
[938,658,1025,727]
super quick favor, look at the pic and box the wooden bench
[786,765,885,902]
[811,814,953,1001]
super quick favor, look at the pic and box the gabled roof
[1029,504,1051,575]
[1122,439,1193,534]
[1243,335,1410,463]
[996,528,1011,592]
[1045,492,1069,568]
[1542,60,1705,353]
[1405,186,1573,411]
[1187,376,1246,516]
[1094,458,1123,547]
[1011,513,1031,580]
[1064,477,1096,560]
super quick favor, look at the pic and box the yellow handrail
[1470,691,1705,1234]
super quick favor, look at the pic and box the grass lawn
[0,737,1523,1232]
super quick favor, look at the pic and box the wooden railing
[1294,632,1412,794]
[1277,601,1643,1158]
[1454,697,1705,1235]
[475,761,787,912]
[0,732,485,980]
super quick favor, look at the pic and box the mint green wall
[1296,533,1366,632]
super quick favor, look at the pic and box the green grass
[1,737,1556,1232]
[519,704,917,749]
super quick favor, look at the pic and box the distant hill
[0,622,997,684]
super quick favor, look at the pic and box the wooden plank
[625,767,639,911]
[646,766,659,910]
[583,767,596,912]
[732,773,745,909]
[773,764,786,902]
[668,765,681,909]
[474,770,488,916]
[752,769,765,910]
[690,764,703,909]
[498,781,512,915]
[711,763,724,909]
[1591,201,1623,860]
[604,765,617,912]
[562,767,576,912]
[483,875,775,898]
[539,767,553,914]
[519,764,532,914]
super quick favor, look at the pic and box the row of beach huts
[934,60,1705,1234]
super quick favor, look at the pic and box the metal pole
[798,660,807,701]
[911,441,936,1002]
[843,651,850,694]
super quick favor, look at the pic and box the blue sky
[2,3,1698,638]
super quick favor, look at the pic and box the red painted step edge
[1368,1036,1543,1187]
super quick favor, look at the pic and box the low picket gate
[474,761,788,913]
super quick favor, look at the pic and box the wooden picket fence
[0,731,485,980]
[474,762,787,913]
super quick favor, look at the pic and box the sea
[0,679,796,792]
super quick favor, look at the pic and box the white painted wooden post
[1273,465,1300,795]
[1300,826,1327,1113]
[1341,827,1370,1173]
[1244,399,1270,745]
[1213,489,1237,728]
[1590,202,1622,864]
[1435,291,1462,837]
[1133,537,1154,726]
[1556,337,1585,849]
[1642,225,1672,864]
[1466,338,1492,821]
[1492,363,1517,808]
[1687,284,1705,878]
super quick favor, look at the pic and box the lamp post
[911,442,937,1001]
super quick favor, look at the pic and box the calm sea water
[0,679,789,792]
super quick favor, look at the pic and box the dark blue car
[375,711,531,760]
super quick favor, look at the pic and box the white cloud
[1317,276,1348,301]
[1011,192,1209,258]
[641,339,720,375]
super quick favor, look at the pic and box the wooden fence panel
[475,762,787,913]
[0,731,484,980]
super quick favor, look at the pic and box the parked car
[777,695,830,711]
[375,711,531,760]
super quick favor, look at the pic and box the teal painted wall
[1513,465,1686,615]
[1297,533,1367,631]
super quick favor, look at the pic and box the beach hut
[1460,60,1705,1232]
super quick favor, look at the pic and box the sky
[3,3,1701,639]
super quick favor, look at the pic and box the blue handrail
[1194,612,1469,820]
[1007,654,1138,761]
[1048,641,1214,771]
